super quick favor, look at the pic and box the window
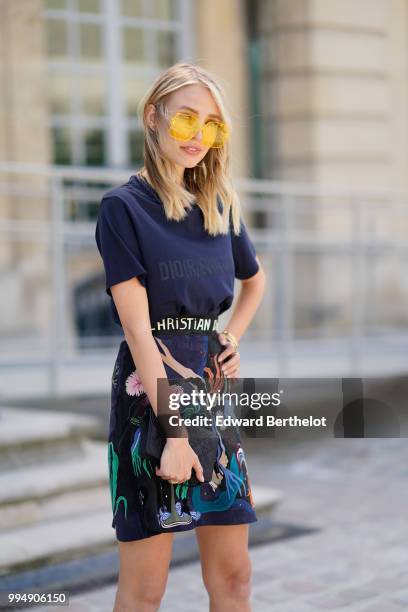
[44,0,192,167]
[84,129,106,166]
[128,130,144,166]
[78,0,101,12]
[52,126,73,165]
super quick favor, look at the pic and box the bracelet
[221,329,239,351]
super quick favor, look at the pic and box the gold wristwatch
[221,329,239,351]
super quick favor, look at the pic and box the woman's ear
[145,103,156,130]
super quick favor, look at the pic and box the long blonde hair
[136,62,242,236]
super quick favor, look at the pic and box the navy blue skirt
[108,317,258,542]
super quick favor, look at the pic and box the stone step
[0,439,107,506]
[0,484,111,533]
[0,439,109,530]
[0,484,283,576]
[0,407,101,471]
[0,407,101,449]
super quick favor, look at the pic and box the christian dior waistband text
[151,316,218,333]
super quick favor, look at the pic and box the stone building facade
[0,0,407,343]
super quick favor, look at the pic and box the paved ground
[26,435,408,611]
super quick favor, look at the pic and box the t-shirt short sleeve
[95,195,147,296]
[230,215,260,280]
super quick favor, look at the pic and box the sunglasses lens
[202,122,229,148]
[169,113,198,141]
[201,122,218,147]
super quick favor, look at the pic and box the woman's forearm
[225,264,266,342]
[123,330,167,416]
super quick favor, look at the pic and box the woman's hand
[217,332,240,379]
[155,438,205,484]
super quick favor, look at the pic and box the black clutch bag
[139,403,219,486]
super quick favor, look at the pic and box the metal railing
[0,162,407,396]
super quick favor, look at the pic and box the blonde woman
[95,62,266,612]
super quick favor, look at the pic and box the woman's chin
[177,157,202,169]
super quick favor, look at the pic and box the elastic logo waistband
[151,315,218,334]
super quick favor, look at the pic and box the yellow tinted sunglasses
[168,111,230,148]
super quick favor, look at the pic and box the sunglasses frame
[167,109,230,149]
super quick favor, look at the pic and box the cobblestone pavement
[30,436,408,611]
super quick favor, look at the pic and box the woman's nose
[192,127,203,142]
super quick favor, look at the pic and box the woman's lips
[181,146,202,156]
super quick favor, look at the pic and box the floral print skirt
[108,327,258,542]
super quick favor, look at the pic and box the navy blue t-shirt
[95,174,259,328]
